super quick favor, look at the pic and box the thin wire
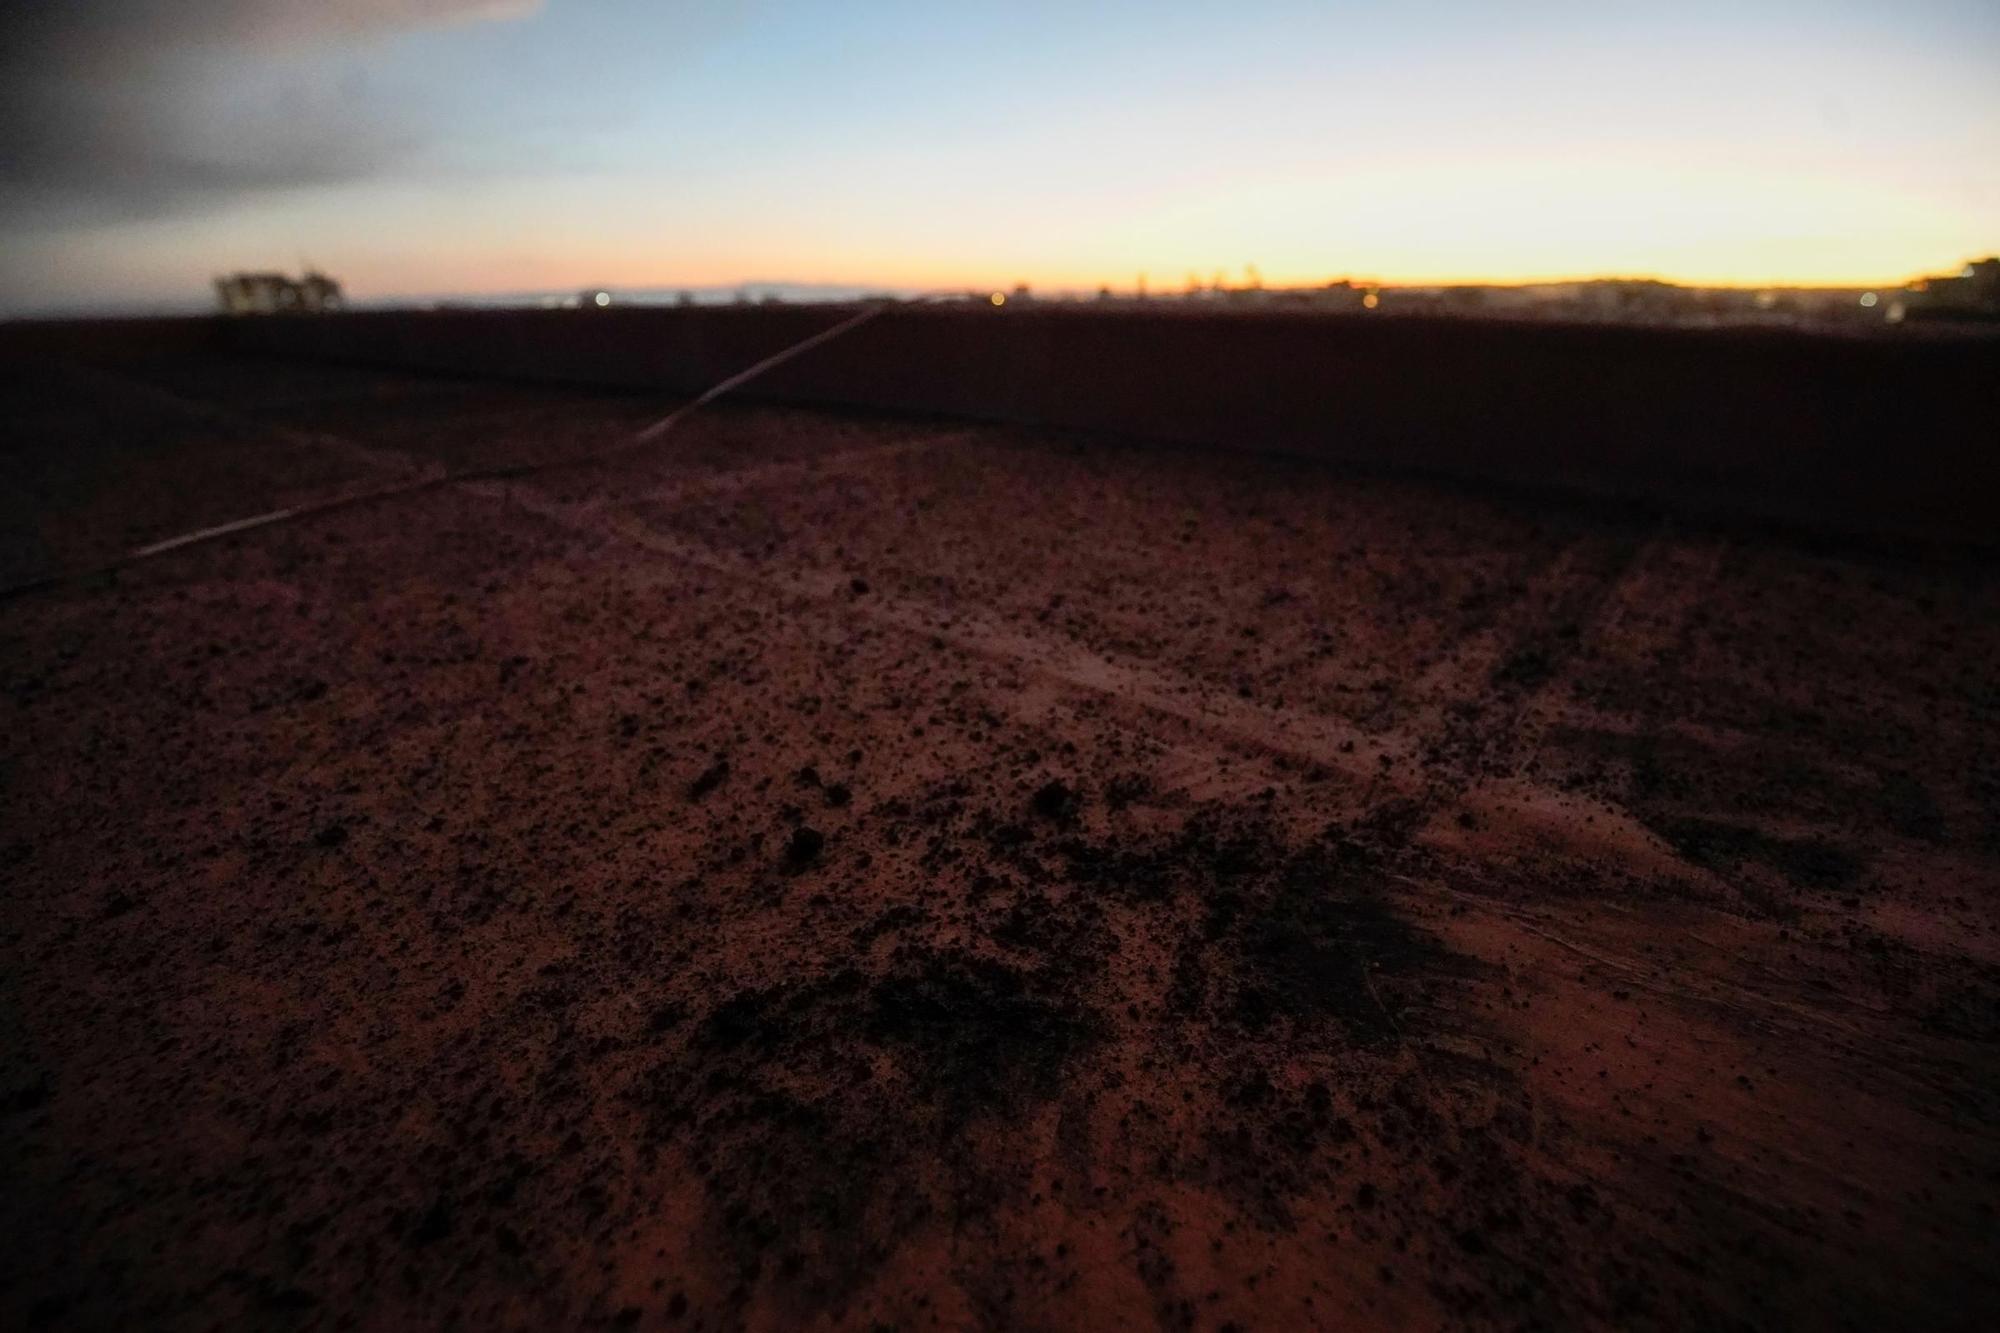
[1,297,913,604]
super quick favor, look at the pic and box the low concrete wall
[0,315,221,364]
[11,306,1997,543]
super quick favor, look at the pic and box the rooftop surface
[3,351,1997,1330]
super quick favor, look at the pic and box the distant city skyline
[2,1,1996,315]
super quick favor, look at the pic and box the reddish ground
[2,352,1997,1331]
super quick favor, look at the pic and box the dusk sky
[2,0,1995,313]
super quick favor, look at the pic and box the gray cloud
[3,1,542,65]
[0,1,544,227]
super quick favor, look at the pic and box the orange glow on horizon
[310,160,1994,306]
[335,248,1993,304]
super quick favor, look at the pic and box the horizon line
[7,259,1994,322]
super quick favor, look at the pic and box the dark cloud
[0,1,542,227]
[2,1,542,64]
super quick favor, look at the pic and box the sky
[1,0,1996,313]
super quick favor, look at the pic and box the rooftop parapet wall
[0,315,222,364]
[12,305,1997,544]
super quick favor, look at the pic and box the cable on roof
[1,299,900,603]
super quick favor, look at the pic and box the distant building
[1264,280,1368,311]
[213,270,343,315]
[1889,257,2000,323]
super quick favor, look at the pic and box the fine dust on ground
[2,354,1997,1331]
